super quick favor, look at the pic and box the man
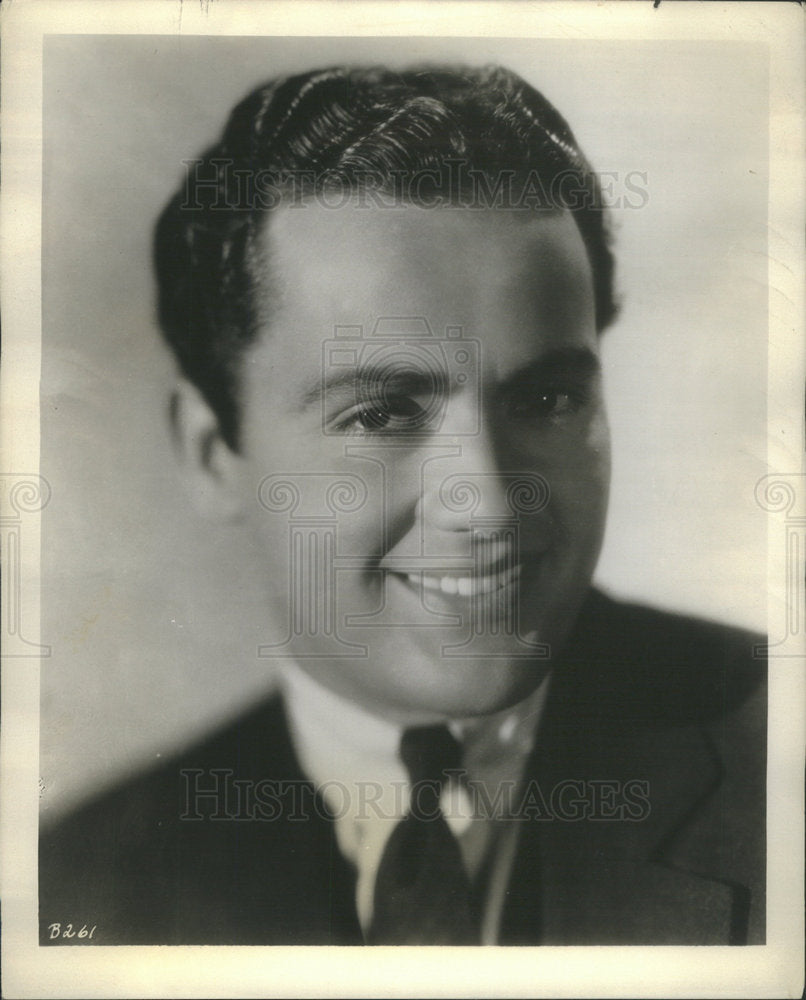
[40,64,765,946]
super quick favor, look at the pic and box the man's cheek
[586,412,612,484]
[562,423,611,509]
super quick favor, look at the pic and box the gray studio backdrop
[40,35,768,821]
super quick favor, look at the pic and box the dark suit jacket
[40,589,766,945]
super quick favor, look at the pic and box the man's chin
[427,658,551,720]
[288,640,551,725]
[362,650,551,724]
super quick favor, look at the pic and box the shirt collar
[279,664,551,795]
[279,667,551,934]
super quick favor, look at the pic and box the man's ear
[169,379,245,521]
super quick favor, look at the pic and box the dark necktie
[367,724,480,945]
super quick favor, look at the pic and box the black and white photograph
[2,1,803,997]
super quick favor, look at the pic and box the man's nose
[417,419,513,534]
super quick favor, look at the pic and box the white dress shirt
[279,665,550,944]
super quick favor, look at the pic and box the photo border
[2,2,803,997]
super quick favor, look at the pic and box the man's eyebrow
[504,346,601,387]
[301,364,449,409]
[298,347,599,409]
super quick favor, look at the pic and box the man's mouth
[402,564,521,598]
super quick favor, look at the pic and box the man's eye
[332,397,429,435]
[509,388,584,422]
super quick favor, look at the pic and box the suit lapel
[185,694,365,945]
[499,612,739,945]
[258,696,365,944]
[501,723,736,943]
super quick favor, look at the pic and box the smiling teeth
[406,565,521,597]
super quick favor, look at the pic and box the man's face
[232,202,610,725]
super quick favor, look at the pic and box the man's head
[155,64,616,724]
[155,64,617,450]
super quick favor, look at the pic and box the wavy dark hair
[154,64,618,450]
